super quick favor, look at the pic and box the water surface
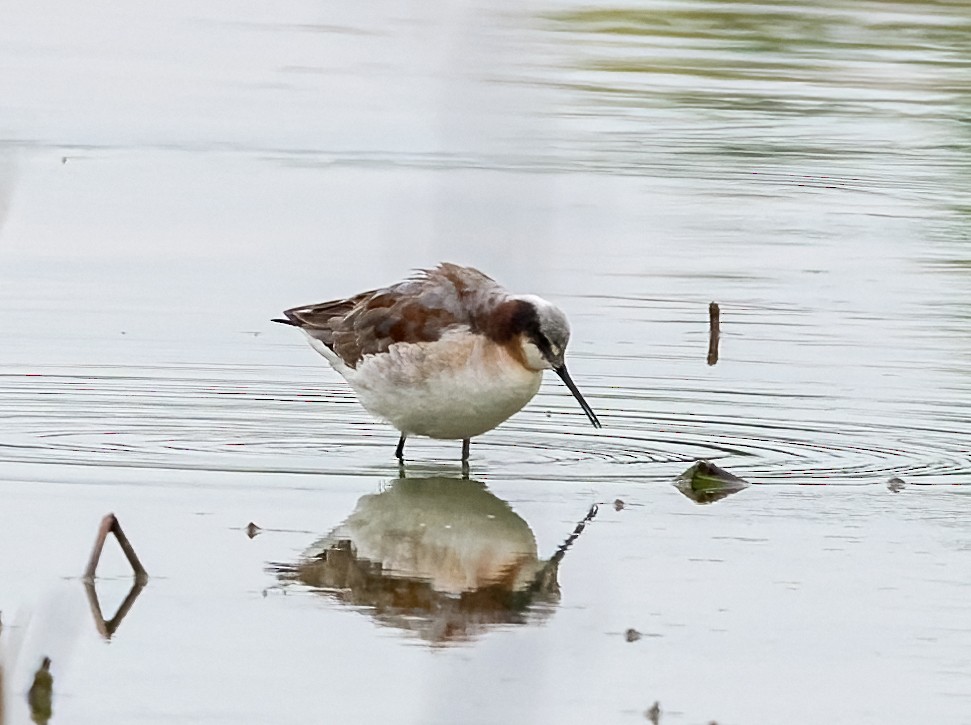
[1,1,970,723]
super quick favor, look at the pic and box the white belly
[341,330,542,440]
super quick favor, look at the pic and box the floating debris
[675,460,750,504]
[27,656,53,725]
[707,301,720,366]
[646,701,661,724]
[246,522,263,539]
[887,477,906,493]
[613,498,626,511]
[625,627,642,642]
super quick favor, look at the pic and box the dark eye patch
[529,330,555,360]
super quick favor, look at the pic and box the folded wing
[276,264,502,368]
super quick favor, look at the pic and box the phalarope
[273,263,601,462]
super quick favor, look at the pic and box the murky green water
[1,1,970,723]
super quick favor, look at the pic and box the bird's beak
[553,365,602,429]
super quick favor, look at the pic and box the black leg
[395,434,406,461]
[461,438,470,462]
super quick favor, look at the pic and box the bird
[273,263,601,463]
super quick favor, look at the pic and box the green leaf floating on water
[675,460,750,504]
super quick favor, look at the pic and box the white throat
[520,337,550,371]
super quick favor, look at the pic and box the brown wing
[278,264,504,368]
[280,290,374,332]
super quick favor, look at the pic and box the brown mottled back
[280,264,507,368]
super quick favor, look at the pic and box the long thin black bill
[554,365,602,429]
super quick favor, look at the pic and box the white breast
[343,329,542,440]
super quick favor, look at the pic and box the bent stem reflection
[273,476,596,644]
[82,579,146,641]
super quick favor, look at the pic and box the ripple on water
[1,365,967,486]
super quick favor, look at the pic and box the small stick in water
[83,513,148,584]
[707,301,720,366]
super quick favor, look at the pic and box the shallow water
[1,1,970,723]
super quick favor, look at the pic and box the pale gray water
[1,1,970,724]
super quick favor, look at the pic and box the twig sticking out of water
[707,302,720,366]
[83,513,148,584]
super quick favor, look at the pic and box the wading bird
[274,263,601,463]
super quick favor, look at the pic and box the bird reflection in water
[273,477,590,644]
